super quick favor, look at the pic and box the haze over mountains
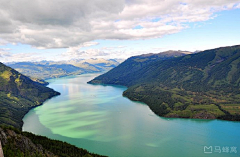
[89,45,240,121]
[7,58,123,80]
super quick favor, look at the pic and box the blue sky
[0,0,240,62]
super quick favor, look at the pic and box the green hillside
[89,45,240,120]
[0,62,60,129]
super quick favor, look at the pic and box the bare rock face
[0,128,7,145]
[0,139,4,157]
[0,127,56,157]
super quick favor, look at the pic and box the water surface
[23,73,240,157]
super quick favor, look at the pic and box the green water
[23,73,240,157]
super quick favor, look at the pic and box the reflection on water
[23,73,240,157]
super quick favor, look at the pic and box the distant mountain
[0,62,60,129]
[89,46,240,120]
[8,58,122,80]
[65,58,120,71]
[8,62,85,80]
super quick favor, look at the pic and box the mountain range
[89,46,240,120]
[7,58,122,80]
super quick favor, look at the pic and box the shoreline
[123,91,240,122]
[88,81,240,122]
[21,92,61,131]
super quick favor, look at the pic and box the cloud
[0,0,239,48]
[62,43,130,59]
[62,48,110,60]
[0,49,11,58]
[0,39,8,46]
[62,43,155,59]
[0,49,44,63]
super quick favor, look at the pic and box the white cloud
[0,49,44,63]
[0,0,239,49]
[0,39,8,46]
[63,48,110,60]
[0,49,11,58]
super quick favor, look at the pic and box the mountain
[7,58,122,80]
[0,126,105,157]
[65,58,121,72]
[89,46,240,120]
[0,62,60,129]
[89,50,191,86]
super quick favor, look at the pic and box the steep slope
[89,45,240,120]
[0,62,60,129]
[89,50,191,86]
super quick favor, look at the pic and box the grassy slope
[89,45,240,120]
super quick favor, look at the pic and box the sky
[0,0,240,62]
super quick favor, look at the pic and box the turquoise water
[23,73,240,157]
